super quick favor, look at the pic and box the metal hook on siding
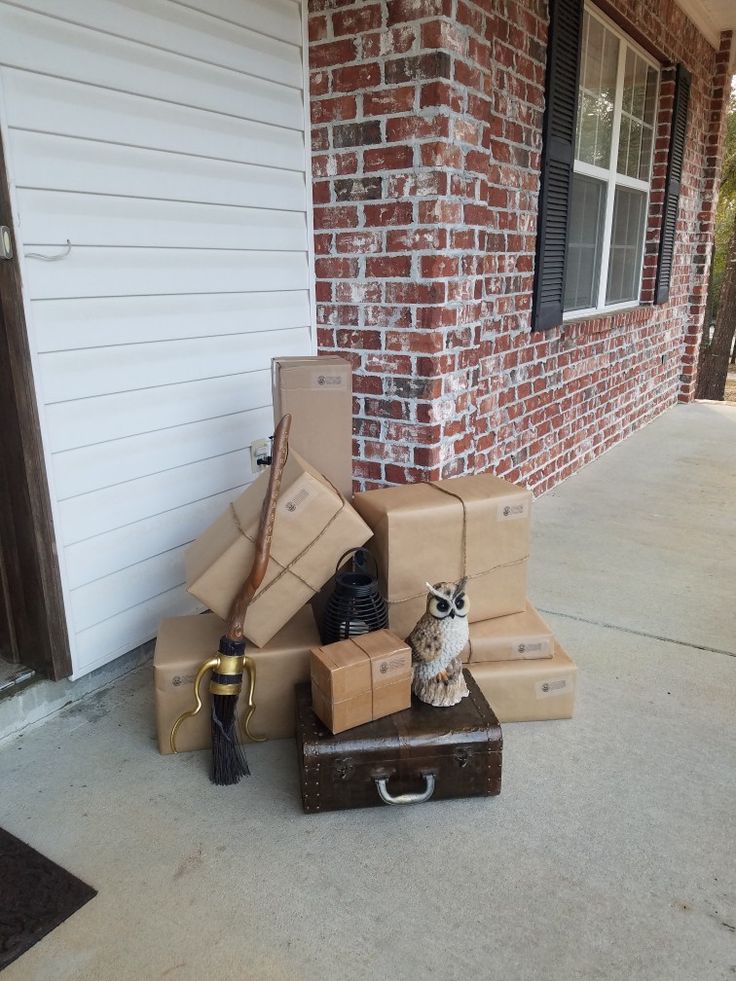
[24,240,72,261]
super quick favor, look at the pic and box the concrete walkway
[1,402,735,981]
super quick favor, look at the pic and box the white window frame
[563,4,660,321]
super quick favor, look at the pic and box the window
[563,7,659,317]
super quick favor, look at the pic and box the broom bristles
[211,693,249,785]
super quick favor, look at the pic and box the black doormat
[0,828,96,971]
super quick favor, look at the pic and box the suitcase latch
[454,747,471,768]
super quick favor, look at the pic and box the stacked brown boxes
[154,351,576,759]
[353,480,577,724]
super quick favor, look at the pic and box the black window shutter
[654,64,691,305]
[531,0,584,332]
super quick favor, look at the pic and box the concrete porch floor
[1,402,735,981]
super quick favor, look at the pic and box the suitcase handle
[375,774,435,806]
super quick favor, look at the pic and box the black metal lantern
[321,548,388,644]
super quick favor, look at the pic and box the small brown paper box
[272,355,353,500]
[153,604,321,754]
[353,474,531,639]
[185,449,371,647]
[468,642,576,723]
[461,603,554,664]
[310,630,412,734]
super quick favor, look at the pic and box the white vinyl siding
[0,0,314,677]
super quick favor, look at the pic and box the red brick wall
[308,0,731,494]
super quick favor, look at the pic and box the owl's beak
[449,609,456,618]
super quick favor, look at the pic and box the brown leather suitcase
[295,670,502,813]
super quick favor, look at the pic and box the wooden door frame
[0,126,71,680]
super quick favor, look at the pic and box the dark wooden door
[0,129,70,680]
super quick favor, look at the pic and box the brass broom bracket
[170,655,220,753]
[169,654,267,752]
[241,656,266,743]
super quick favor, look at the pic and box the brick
[335,231,383,253]
[421,19,466,55]
[312,180,330,205]
[334,176,383,201]
[385,281,446,304]
[363,87,416,116]
[313,205,359,229]
[386,329,444,353]
[333,62,382,92]
[364,202,413,226]
[420,80,463,112]
[311,39,357,70]
[365,353,413,374]
[333,4,383,36]
[364,145,415,171]
[311,95,357,124]
[365,305,412,329]
[387,0,451,25]
[315,257,359,279]
[308,15,328,43]
[387,227,447,251]
[420,255,459,277]
[310,71,329,97]
[333,121,382,148]
[418,199,462,223]
[336,329,383,350]
[384,52,452,84]
[420,141,462,167]
[387,114,451,141]
[312,152,359,177]
[366,255,412,278]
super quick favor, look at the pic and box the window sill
[562,302,652,333]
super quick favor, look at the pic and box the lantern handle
[335,547,378,579]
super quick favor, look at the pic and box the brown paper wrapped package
[311,630,412,734]
[272,355,353,500]
[185,449,371,647]
[461,603,554,663]
[153,605,321,754]
[468,642,576,722]
[353,474,531,638]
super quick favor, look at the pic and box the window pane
[576,12,619,168]
[639,124,653,181]
[618,51,658,181]
[564,174,606,311]
[643,67,658,127]
[606,187,647,304]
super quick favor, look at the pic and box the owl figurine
[408,579,470,707]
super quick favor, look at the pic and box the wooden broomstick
[170,413,292,785]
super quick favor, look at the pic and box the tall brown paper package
[461,603,554,663]
[353,474,531,638]
[154,605,321,754]
[468,643,576,722]
[185,449,371,647]
[272,355,353,500]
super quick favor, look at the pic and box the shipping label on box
[468,643,576,723]
[461,603,554,664]
[153,605,321,754]
[353,474,531,638]
[185,449,371,647]
[272,355,353,500]
[310,630,412,734]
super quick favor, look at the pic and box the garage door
[0,0,314,676]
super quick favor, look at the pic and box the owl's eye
[436,599,450,613]
[455,596,465,610]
